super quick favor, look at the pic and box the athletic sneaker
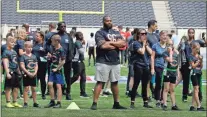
[171,105,179,110]
[189,106,196,111]
[112,104,127,109]
[12,102,23,107]
[162,105,167,111]
[33,103,40,108]
[197,107,205,111]
[42,95,46,100]
[143,102,153,108]
[130,102,135,109]
[91,103,97,110]
[182,97,187,102]
[23,103,28,108]
[80,93,89,98]
[103,91,112,95]
[156,102,161,108]
[66,94,72,100]
[44,102,55,108]
[53,103,61,108]
[6,102,15,108]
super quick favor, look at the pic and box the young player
[189,42,205,111]
[20,41,39,108]
[45,34,66,108]
[2,36,22,108]
[162,39,179,111]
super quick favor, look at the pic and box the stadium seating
[1,0,206,27]
[1,0,155,26]
[168,1,206,27]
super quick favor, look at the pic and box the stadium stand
[168,1,206,27]
[1,0,155,26]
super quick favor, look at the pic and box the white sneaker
[36,91,41,95]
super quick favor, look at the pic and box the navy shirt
[188,54,202,74]
[95,28,123,65]
[147,32,159,48]
[133,41,150,68]
[19,54,37,72]
[1,44,7,57]
[152,42,167,68]
[32,42,47,62]
[14,40,25,57]
[45,32,57,53]
[2,49,18,71]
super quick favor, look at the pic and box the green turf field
[1,61,206,117]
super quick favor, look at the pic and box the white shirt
[87,37,96,47]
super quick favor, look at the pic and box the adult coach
[91,15,127,110]
[56,22,73,100]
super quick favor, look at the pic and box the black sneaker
[162,105,167,111]
[188,92,193,96]
[197,107,205,111]
[171,105,179,110]
[161,103,164,108]
[46,92,49,95]
[182,98,187,102]
[53,103,61,108]
[156,102,161,108]
[44,102,55,108]
[112,104,127,109]
[80,93,89,98]
[23,103,28,108]
[189,106,196,111]
[91,103,97,110]
[143,103,153,108]
[66,94,72,100]
[42,95,46,100]
[33,103,40,108]
[130,103,135,109]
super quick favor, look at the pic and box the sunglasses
[140,33,147,36]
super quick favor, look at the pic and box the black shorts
[128,64,134,77]
[23,75,37,87]
[191,74,201,86]
[5,72,20,88]
[88,47,94,56]
[163,76,176,84]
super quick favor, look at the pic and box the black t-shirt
[95,28,123,65]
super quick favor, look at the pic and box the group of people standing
[1,15,206,111]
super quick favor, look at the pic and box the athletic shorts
[88,47,95,56]
[5,72,20,88]
[191,74,201,86]
[48,72,64,84]
[163,76,176,84]
[95,63,120,82]
[128,64,134,77]
[23,75,37,87]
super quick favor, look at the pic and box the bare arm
[56,59,65,71]
[110,39,126,48]
[19,49,26,56]
[20,62,31,75]
[137,45,146,55]
[145,45,152,55]
[99,40,116,50]
[151,51,155,72]
[2,58,10,74]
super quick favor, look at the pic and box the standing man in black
[56,22,74,100]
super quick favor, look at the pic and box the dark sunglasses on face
[140,33,147,36]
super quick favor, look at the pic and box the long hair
[36,31,45,47]
[15,28,27,40]
[187,28,195,40]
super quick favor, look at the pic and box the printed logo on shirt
[170,60,178,67]
[12,56,18,64]
[27,60,36,69]
[106,34,118,42]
